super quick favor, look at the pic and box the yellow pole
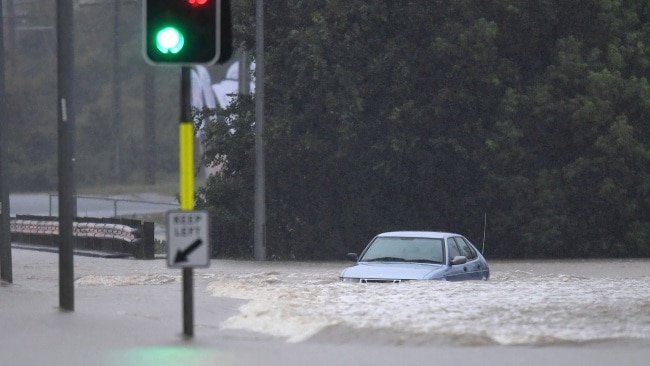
[180,66,194,338]
[179,122,194,211]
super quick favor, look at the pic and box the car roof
[376,231,459,239]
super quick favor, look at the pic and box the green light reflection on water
[107,346,226,366]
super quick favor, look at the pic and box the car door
[445,237,473,281]
[452,237,485,280]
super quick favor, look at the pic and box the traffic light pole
[143,0,232,338]
[180,66,194,338]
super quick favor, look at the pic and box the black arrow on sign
[174,238,203,264]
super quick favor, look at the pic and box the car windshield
[360,237,444,264]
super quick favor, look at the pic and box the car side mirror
[347,253,359,262]
[451,256,467,265]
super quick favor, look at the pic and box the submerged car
[340,231,489,282]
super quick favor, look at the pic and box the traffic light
[144,0,220,65]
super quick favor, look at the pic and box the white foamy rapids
[75,274,180,286]
[75,273,217,287]
[207,270,650,345]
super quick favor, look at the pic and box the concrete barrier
[7,215,155,259]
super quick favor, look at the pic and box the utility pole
[254,0,266,260]
[5,0,16,68]
[57,0,76,311]
[112,0,122,182]
[143,67,156,185]
[1,0,14,283]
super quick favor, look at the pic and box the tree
[198,0,650,259]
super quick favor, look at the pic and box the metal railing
[48,194,178,217]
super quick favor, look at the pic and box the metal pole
[254,0,266,260]
[143,67,157,184]
[6,0,16,68]
[112,0,122,182]
[57,0,76,311]
[182,267,193,337]
[0,0,13,283]
[180,66,194,337]
[180,67,194,211]
[238,50,249,95]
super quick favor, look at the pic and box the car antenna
[482,212,487,254]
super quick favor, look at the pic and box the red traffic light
[188,0,208,6]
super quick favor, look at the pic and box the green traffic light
[156,27,185,54]
[144,0,229,65]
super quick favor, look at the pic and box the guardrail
[7,215,155,259]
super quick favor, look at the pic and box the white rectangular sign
[166,210,210,268]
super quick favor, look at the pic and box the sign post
[165,66,210,338]
[167,209,209,338]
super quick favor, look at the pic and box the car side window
[461,237,478,259]
[453,237,477,260]
[447,238,461,263]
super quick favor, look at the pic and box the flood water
[56,254,650,347]
[6,250,650,366]
[202,259,650,346]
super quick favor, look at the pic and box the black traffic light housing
[144,0,231,65]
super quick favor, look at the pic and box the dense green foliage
[196,0,650,260]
